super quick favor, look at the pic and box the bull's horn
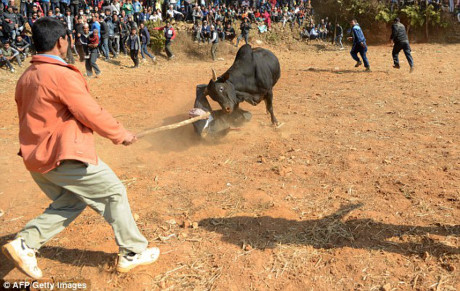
[211,68,217,81]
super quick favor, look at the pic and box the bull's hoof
[273,122,284,129]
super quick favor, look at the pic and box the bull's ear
[211,68,217,81]
[221,72,230,81]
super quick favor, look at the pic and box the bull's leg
[264,99,269,114]
[265,90,278,126]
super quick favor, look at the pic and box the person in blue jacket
[347,19,370,71]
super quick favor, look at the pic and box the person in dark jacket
[224,22,235,42]
[127,27,140,67]
[347,19,370,71]
[99,14,110,60]
[235,17,251,47]
[335,23,343,49]
[120,17,129,55]
[12,34,30,60]
[139,22,156,63]
[390,18,414,73]
[112,13,121,56]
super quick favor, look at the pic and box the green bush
[145,20,166,53]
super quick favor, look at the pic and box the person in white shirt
[166,4,184,21]
[151,9,162,22]
[111,0,121,15]
[310,26,319,40]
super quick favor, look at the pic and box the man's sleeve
[11,47,19,57]
[57,71,128,144]
[390,24,395,40]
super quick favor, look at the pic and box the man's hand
[347,36,352,41]
[122,132,137,146]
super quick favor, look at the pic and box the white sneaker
[117,247,160,273]
[2,237,43,279]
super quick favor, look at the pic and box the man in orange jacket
[1,17,159,279]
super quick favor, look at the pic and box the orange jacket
[15,55,129,173]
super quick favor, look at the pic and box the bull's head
[205,69,237,113]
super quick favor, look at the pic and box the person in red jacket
[1,17,160,279]
[153,20,176,60]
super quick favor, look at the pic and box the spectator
[192,20,202,42]
[210,24,218,61]
[28,11,39,27]
[139,22,156,63]
[111,13,121,56]
[192,5,203,23]
[166,4,183,21]
[235,17,250,47]
[50,0,58,14]
[119,16,129,55]
[153,20,176,60]
[309,25,319,40]
[80,24,101,77]
[1,41,21,67]
[151,10,162,22]
[122,0,133,16]
[138,7,150,23]
[127,26,140,67]
[0,44,15,72]
[132,0,141,22]
[59,0,69,16]
[348,19,370,71]
[74,16,85,61]
[126,14,137,32]
[335,23,343,49]
[100,13,110,60]
[258,21,267,33]
[390,17,414,72]
[300,25,310,42]
[11,35,29,60]
[111,0,121,15]
[223,23,235,43]
[201,19,211,43]
[90,13,101,38]
[215,19,225,41]
[69,0,78,16]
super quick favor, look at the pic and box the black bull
[192,84,252,137]
[203,44,281,125]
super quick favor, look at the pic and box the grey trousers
[18,159,148,255]
[211,43,218,60]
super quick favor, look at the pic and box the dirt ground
[0,41,459,291]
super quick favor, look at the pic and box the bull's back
[252,47,281,88]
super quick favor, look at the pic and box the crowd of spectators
[1,0,459,72]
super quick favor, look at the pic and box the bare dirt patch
[0,42,459,290]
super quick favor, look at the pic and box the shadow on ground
[0,233,114,279]
[199,203,459,257]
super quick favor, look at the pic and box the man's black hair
[394,17,400,22]
[32,17,67,53]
